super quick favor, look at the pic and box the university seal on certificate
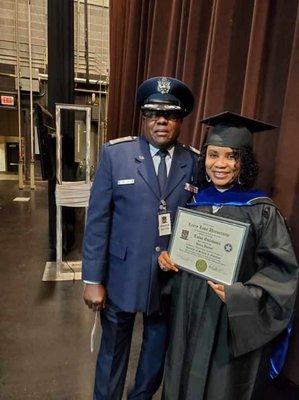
[168,207,250,285]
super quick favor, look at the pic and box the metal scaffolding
[42,103,92,281]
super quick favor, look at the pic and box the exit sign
[1,95,15,106]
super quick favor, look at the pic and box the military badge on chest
[158,199,172,236]
[185,182,198,193]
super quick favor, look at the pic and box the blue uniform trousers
[94,301,169,400]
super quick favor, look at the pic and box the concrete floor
[0,180,160,400]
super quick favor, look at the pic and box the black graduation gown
[162,202,298,400]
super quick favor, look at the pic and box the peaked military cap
[137,77,194,117]
[201,111,277,149]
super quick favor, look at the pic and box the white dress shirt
[149,144,174,176]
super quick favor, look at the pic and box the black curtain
[48,0,75,254]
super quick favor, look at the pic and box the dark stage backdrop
[108,0,299,385]
[48,0,75,253]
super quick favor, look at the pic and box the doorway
[6,142,19,172]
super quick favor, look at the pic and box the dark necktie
[157,149,168,193]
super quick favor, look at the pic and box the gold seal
[195,259,207,272]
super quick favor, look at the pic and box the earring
[206,174,211,183]
[238,176,242,185]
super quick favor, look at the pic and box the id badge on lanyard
[158,200,171,236]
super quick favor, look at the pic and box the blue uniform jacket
[82,136,198,313]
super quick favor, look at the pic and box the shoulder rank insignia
[188,145,201,155]
[182,144,201,155]
[108,136,137,145]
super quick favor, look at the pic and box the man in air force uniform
[82,77,199,399]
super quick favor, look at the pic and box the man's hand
[83,284,107,312]
[207,281,226,303]
[158,251,179,272]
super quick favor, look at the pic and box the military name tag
[158,213,171,236]
[117,179,135,185]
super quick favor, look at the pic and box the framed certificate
[168,207,250,285]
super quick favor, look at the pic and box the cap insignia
[157,77,171,94]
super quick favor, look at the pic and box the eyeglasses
[142,110,182,121]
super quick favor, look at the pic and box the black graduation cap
[137,77,194,117]
[201,111,277,149]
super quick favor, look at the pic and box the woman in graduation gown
[158,112,298,400]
